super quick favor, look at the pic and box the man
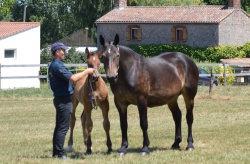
[49,42,96,159]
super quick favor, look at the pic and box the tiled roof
[96,5,238,23]
[0,22,40,39]
[221,58,250,67]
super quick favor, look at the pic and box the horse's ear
[85,47,90,59]
[113,33,119,46]
[100,35,105,47]
[97,50,104,58]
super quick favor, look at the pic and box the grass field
[0,84,250,164]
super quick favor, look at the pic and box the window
[126,25,141,41]
[176,28,183,41]
[4,50,15,58]
[171,25,187,43]
[131,28,138,40]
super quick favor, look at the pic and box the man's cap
[51,42,69,52]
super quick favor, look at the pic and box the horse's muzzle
[92,75,99,83]
[107,75,118,84]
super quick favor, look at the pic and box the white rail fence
[0,63,250,89]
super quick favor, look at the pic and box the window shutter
[183,28,187,42]
[137,27,142,41]
[126,27,130,41]
[171,28,176,42]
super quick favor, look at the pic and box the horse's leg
[115,98,128,155]
[168,99,182,150]
[67,95,79,152]
[81,104,93,155]
[137,96,150,155]
[183,93,195,151]
[99,99,112,153]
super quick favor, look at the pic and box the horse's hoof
[119,152,126,157]
[118,146,127,153]
[85,149,92,155]
[107,149,112,154]
[186,147,194,151]
[141,152,149,156]
[171,147,181,151]
[171,144,180,150]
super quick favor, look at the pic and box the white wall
[0,26,40,89]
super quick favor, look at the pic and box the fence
[0,63,250,89]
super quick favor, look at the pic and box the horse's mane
[119,45,144,61]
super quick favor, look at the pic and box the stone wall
[97,11,249,48]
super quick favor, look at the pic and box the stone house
[95,0,250,48]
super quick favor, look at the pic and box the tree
[241,0,250,13]
[0,0,15,21]
[129,0,205,6]
[202,0,227,5]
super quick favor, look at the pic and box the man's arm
[69,68,97,83]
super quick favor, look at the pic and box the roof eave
[95,21,219,24]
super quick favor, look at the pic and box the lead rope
[88,75,98,110]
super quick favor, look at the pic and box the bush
[241,42,250,57]
[214,66,235,85]
[129,42,250,63]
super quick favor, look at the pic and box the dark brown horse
[99,34,199,155]
[67,48,112,154]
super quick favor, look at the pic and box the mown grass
[0,84,250,164]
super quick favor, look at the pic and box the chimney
[228,0,241,9]
[114,0,127,9]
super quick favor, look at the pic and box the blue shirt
[48,59,74,96]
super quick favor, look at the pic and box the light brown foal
[67,48,112,154]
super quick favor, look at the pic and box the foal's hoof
[66,146,73,152]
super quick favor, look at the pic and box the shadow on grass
[18,146,175,160]
[126,146,169,153]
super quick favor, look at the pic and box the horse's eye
[117,53,120,58]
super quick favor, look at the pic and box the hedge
[129,42,250,63]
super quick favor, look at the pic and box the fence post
[223,63,227,86]
[0,63,1,89]
[209,67,214,95]
[47,62,51,88]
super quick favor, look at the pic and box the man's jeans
[53,96,72,157]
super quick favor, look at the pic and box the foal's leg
[99,99,112,153]
[67,96,79,152]
[81,103,93,154]
[168,99,182,150]
[137,96,150,154]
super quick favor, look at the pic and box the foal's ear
[100,35,105,47]
[85,47,90,59]
[113,33,119,46]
